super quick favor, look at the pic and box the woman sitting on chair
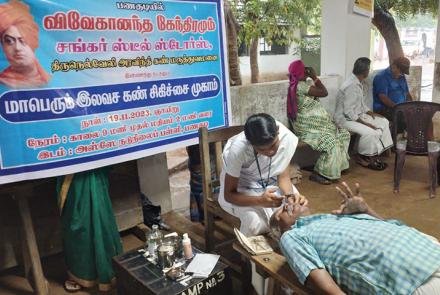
[219,113,308,236]
[287,60,351,185]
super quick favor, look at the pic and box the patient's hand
[333,182,369,215]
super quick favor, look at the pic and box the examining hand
[260,188,283,208]
[286,194,309,207]
[333,182,369,215]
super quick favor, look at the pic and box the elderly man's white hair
[269,213,282,241]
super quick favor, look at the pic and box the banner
[353,0,374,18]
[0,0,230,184]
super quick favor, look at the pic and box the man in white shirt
[334,57,393,171]
[219,113,307,236]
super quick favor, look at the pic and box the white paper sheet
[185,254,220,278]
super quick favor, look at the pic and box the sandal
[309,173,332,185]
[64,280,82,292]
[374,158,388,170]
[357,156,387,171]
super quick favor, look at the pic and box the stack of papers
[185,254,220,278]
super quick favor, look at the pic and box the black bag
[140,193,169,230]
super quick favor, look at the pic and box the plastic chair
[393,101,440,198]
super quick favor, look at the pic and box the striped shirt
[280,214,440,295]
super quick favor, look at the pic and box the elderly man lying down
[271,183,440,295]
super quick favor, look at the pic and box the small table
[233,242,310,295]
[113,247,230,295]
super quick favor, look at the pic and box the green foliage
[293,36,320,55]
[395,14,437,28]
[375,0,438,19]
[230,0,321,47]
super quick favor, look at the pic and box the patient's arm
[364,206,382,220]
[334,182,383,220]
[306,269,346,295]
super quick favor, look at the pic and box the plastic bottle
[146,224,163,258]
[182,233,193,259]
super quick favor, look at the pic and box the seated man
[373,57,412,125]
[219,113,307,236]
[271,182,440,295]
[335,57,393,171]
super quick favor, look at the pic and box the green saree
[292,80,351,180]
[57,167,122,291]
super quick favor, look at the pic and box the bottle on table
[146,224,163,258]
[182,233,193,259]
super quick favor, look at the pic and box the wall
[239,37,301,84]
[239,53,298,83]
[321,0,372,78]
[137,153,172,213]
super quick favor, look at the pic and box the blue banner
[0,0,230,184]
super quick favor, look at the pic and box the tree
[231,0,320,83]
[373,0,438,62]
[224,0,242,86]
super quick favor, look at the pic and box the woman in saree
[57,167,123,292]
[287,60,350,185]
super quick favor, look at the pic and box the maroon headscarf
[287,60,305,120]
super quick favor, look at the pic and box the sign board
[0,0,230,184]
[353,0,374,18]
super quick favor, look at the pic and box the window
[259,38,272,53]
[237,36,289,56]
[260,38,288,55]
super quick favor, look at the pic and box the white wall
[321,0,372,79]
[239,31,301,82]
[239,51,300,81]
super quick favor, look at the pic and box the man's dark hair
[352,57,371,76]
[244,113,278,146]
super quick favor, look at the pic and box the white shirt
[334,73,370,126]
[219,121,298,208]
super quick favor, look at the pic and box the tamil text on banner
[353,0,374,18]
[0,0,230,184]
